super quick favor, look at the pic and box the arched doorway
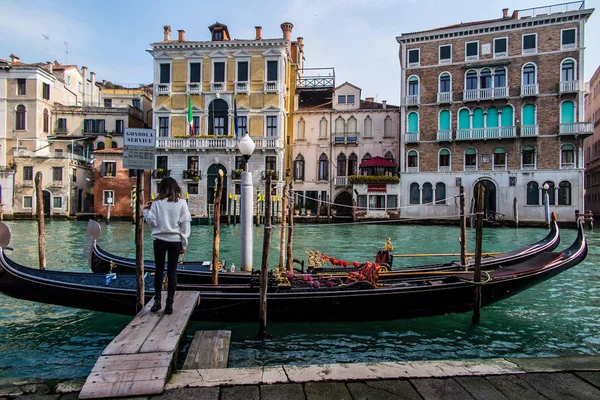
[208,99,229,135]
[474,179,497,215]
[207,164,228,213]
[333,191,353,216]
[42,190,51,216]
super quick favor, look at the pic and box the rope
[278,213,477,228]
[459,270,491,285]
[292,191,462,210]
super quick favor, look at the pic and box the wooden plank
[183,330,231,370]
[91,352,171,373]
[79,374,166,399]
[139,291,200,353]
[102,295,163,356]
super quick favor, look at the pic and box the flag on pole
[188,94,194,136]
[233,95,239,139]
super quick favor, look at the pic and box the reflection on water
[0,220,599,378]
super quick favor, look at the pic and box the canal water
[0,220,598,378]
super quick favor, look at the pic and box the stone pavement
[1,356,600,399]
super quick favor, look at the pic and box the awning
[359,156,397,168]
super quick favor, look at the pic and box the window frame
[438,148,451,171]
[561,28,577,50]
[294,154,305,181]
[407,48,420,67]
[266,115,278,137]
[493,37,508,58]
[338,95,346,104]
[318,153,329,181]
[189,62,202,83]
[17,79,26,96]
[266,60,278,82]
[521,146,537,170]
[439,72,452,93]
[522,33,538,55]
[159,63,171,84]
[526,181,540,205]
[42,82,51,100]
[103,190,115,206]
[15,105,26,130]
[522,63,537,86]
[235,60,249,83]
[212,61,226,83]
[23,195,34,209]
[439,44,452,64]
[464,148,478,171]
[465,41,479,61]
[52,166,63,182]
[52,196,63,209]
[101,161,117,178]
[158,116,170,137]
[23,166,34,181]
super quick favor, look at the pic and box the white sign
[124,128,156,147]
[123,146,155,170]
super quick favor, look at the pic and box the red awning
[359,156,397,168]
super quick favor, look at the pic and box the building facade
[292,82,400,217]
[150,23,303,217]
[584,66,600,215]
[397,2,593,222]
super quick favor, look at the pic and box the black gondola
[0,220,585,323]
[88,219,560,284]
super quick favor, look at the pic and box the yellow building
[150,22,303,216]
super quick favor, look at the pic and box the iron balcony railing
[296,67,335,89]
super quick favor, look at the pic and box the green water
[0,220,599,378]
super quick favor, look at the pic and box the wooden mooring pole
[286,183,294,273]
[513,197,519,228]
[212,170,224,285]
[35,172,46,270]
[460,186,467,270]
[259,173,272,338]
[472,184,485,324]
[279,183,288,270]
[135,170,145,312]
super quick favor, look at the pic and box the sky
[1,0,599,105]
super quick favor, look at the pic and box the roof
[359,100,399,110]
[359,156,397,168]
[93,147,124,154]
[401,16,510,37]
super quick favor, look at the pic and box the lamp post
[543,182,550,227]
[238,133,256,271]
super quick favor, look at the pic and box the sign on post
[123,128,156,170]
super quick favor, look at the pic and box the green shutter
[459,109,470,129]
[408,112,419,133]
[493,147,506,154]
[440,149,450,156]
[465,148,477,155]
[487,107,499,128]
[439,110,450,130]
[473,108,484,129]
[501,106,513,127]
[523,104,536,126]
[562,144,575,151]
[561,101,575,123]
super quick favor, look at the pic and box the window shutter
[160,64,170,83]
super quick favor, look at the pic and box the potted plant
[293,203,301,216]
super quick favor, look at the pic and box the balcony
[437,92,452,104]
[21,180,33,187]
[561,162,576,169]
[406,167,419,173]
[211,82,226,92]
[82,128,107,135]
[49,180,64,188]
[187,83,201,95]
[255,136,284,150]
[155,83,170,96]
[438,166,451,172]
[334,132,358,145]
[522,163,536,171]
[54,127,68,135]
[405,132,419,143]
[335,176,349,187]
[560,80,580,93]
[521,125,539,137]
[559,122,594,137]
[493,163,507,171]
[521,84,539,97]
[437,130,453,142]
[264,81,279,93]
[455,127,516,140]
[183,169,201,181]
[297,68,335,90]
[463,87,509,102]
[157,137,237,150]
[464,165,477,172]
[235,81,249,93]
[231,169,243,180]
[404,95,420,106]
[152,169,171,179]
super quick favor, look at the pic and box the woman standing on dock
[143,177,191,314]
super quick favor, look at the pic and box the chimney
[382,100,387,109]
[90,72,96,105]
[366,97,374,102]
[46,62,53,73]
[511,10,519,19]
[178,29,185,41]
[9,53,19,63]
[163,25,171,41]
[255,26,262,40]
[502,8,509,18]
[297,37,304,48]
[82,66,88,105]
[280,22,294,41]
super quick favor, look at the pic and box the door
[42,190,51,216]
[207,164,228,213]
[334,191,353,216]
[474,179,496,215]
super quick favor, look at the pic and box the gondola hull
[0,221,584,323]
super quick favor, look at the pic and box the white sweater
[143,198,192,250]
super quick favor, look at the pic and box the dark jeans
[153,239,181,303]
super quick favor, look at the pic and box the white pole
[240,170,253,271]
[544,190,550,227]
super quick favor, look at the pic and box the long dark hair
[156,177,181,202]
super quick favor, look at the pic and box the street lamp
[542,182,550,226]
[238,133,256,271]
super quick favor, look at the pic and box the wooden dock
[79,291,200,399]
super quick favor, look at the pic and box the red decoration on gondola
[353,261,359,267]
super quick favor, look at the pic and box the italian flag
[188,94,194,136]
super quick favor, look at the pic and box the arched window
[318,153,328,181]
[208,99,228,135]
[96,142,105,150]
[43,109,49,133]
[364,116,372,138]
[561,101,575,124]
[527,181,540,205]
[473,107,484,130]
[294,154,305,181]
[561,59,576,82]
[439,149,450,171]
[543,181,556,205]
[522,146,536,169]
[487,107,499,128]
[439,110,451,130]
[297,118,305,140]
[422,183,433,204]
[522,104,536,126]
[494,67,506,88]
[465,148,477,171]
[480,68,492,89]
[112,141,118,149]
[493,147,506,170]
[410,183,420,204]
[347,116,357,133]
[408,76,419,95]
[335,116,345,134]
[435,182,447,204]
[362,153,372,163]
[466,70,478,90]
[458,108,471,129]
[337,153,347,177]
[439,72,451,93]
[407,112,419,133]
[384,151,395,163]
[558,181,571,205]
[501,105,514,127]
[384,116,393,137]
[348,153,358,176]
[407,150,418,172]
[16,105,26,130]
[523,63,536,85]
[561,144,576,168]
[319,117,328,139]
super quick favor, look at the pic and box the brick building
[396,2,593,222]
[584,65,600,215]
